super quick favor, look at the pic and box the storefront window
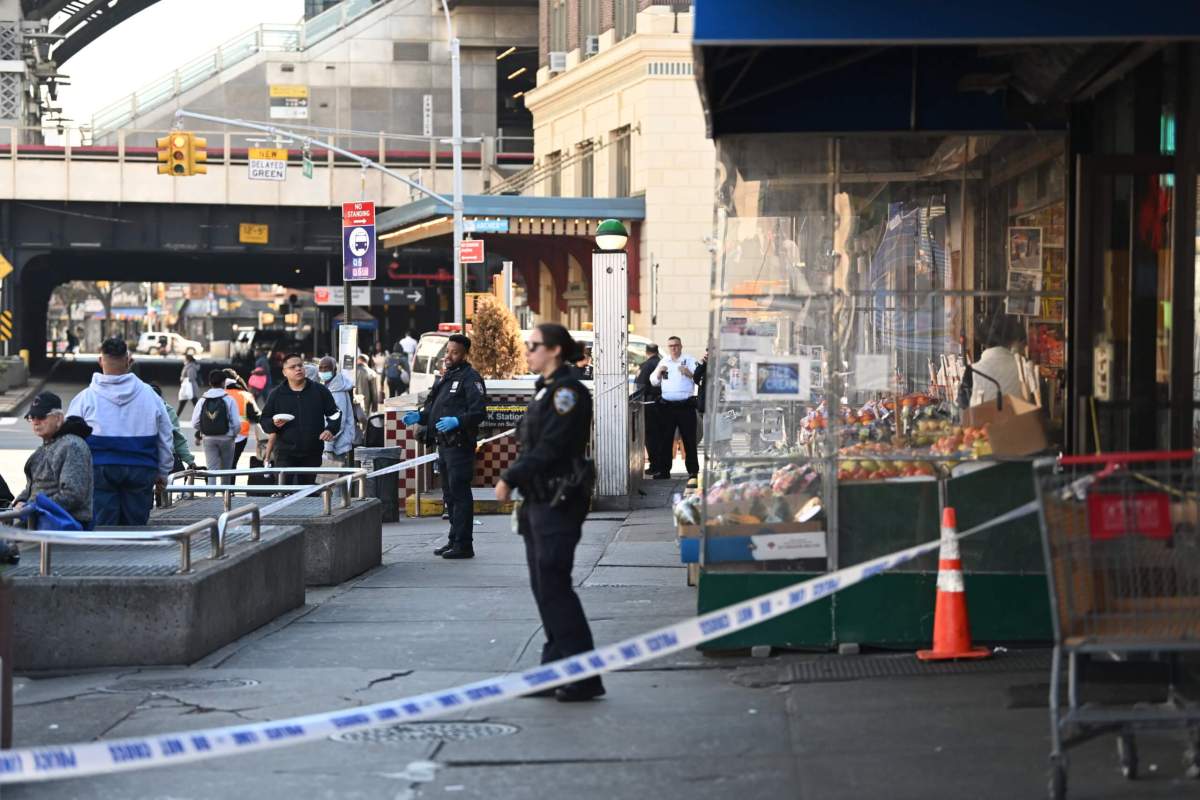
[690,134,1067,571]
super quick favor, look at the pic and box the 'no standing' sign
[342,202,376,281]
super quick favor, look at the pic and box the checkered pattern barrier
[383,395,528,503]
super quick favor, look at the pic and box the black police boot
[441,546,475,559]
[433,541,454,556]
[555,681,606,702]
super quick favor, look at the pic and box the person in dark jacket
[634,343,665,476]
[259,353,341,485]
[15,392,94,529]
[495,324,604,702]
[401,333,486,559]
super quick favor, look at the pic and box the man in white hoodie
[67,337,174,526]
[192,369,242,483]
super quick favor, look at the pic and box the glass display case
[684,134,1067,645]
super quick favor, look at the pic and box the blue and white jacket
[67,372,174,477]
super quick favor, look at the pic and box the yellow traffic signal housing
[157,132,195,176]
[190,135,207,175]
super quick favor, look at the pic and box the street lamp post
[439,0,466,328]
[591,219,632,508]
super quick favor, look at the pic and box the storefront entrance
[1074,154,1193,453]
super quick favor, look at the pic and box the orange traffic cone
[917,507,991,661]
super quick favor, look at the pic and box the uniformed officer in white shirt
[648,336,700,481]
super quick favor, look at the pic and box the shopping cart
[1035,451,1200,799]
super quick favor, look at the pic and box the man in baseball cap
[13,391,94,533]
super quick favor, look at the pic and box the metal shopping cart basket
[1035,450,1200,799]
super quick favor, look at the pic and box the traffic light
[157,132,190,176]
[155,132,206,176]
[189,135,207,175]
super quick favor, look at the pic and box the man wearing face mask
[319,356,358,466]
[400,334,487,559]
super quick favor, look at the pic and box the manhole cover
[101,677,260,694]
[332,721,519,745]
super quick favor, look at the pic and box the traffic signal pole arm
[173,109,452,206]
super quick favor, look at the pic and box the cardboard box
[962,394,1049,456]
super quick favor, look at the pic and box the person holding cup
[259,353,341,485]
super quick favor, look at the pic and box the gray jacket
[16,416,94,524]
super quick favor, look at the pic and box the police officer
[495,323,604,702]
[401,333,487,559]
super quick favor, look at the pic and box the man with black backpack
[192,369,241,483]
[384,347,410,398]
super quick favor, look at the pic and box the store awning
[376,194,645,245]
[694,1,1200,138]
[694,0,1200,46]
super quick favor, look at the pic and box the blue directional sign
[342,201,376,281]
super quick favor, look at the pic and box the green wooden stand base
[696,571,1052,651]
[696,461,1053,651]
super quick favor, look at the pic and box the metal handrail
[216,505,262,557]
[1,518,221,576]
[164,470,368,514]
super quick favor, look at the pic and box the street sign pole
[439,0,466,329]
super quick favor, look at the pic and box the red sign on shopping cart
[1086,492,1172,541]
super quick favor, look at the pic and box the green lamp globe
[595,219,629,251]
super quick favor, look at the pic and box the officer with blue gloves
[401,333,487,558]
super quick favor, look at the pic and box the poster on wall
[1006,226,1043,316]
[1005,269,1043,316]
[1008,226,1043,273]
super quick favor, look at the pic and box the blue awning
[694,0,1200,46]
[693,2,1200,138]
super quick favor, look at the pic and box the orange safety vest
[226,388,256,439]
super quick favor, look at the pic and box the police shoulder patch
[553,386,577,415]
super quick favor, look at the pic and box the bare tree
[52,281,139,339]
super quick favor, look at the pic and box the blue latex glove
[435,416,460,433]
[402,411,420,425]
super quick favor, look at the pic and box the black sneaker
[555,683,606,702]
[441,547,475,560]
[433,542,454,556]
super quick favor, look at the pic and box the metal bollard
[340,479,351,509]
[322,486,332,516]
[38,542,50,577]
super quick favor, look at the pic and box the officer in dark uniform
[496,323,604,702]
[401,333,487,559]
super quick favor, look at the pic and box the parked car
[135,331,204,356]
[407,328,652,396]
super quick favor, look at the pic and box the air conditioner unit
[584,35,599,56]
[548,51,567,74]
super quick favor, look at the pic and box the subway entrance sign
[342,201,376,281]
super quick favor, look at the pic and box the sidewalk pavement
[7,479,1197,799]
